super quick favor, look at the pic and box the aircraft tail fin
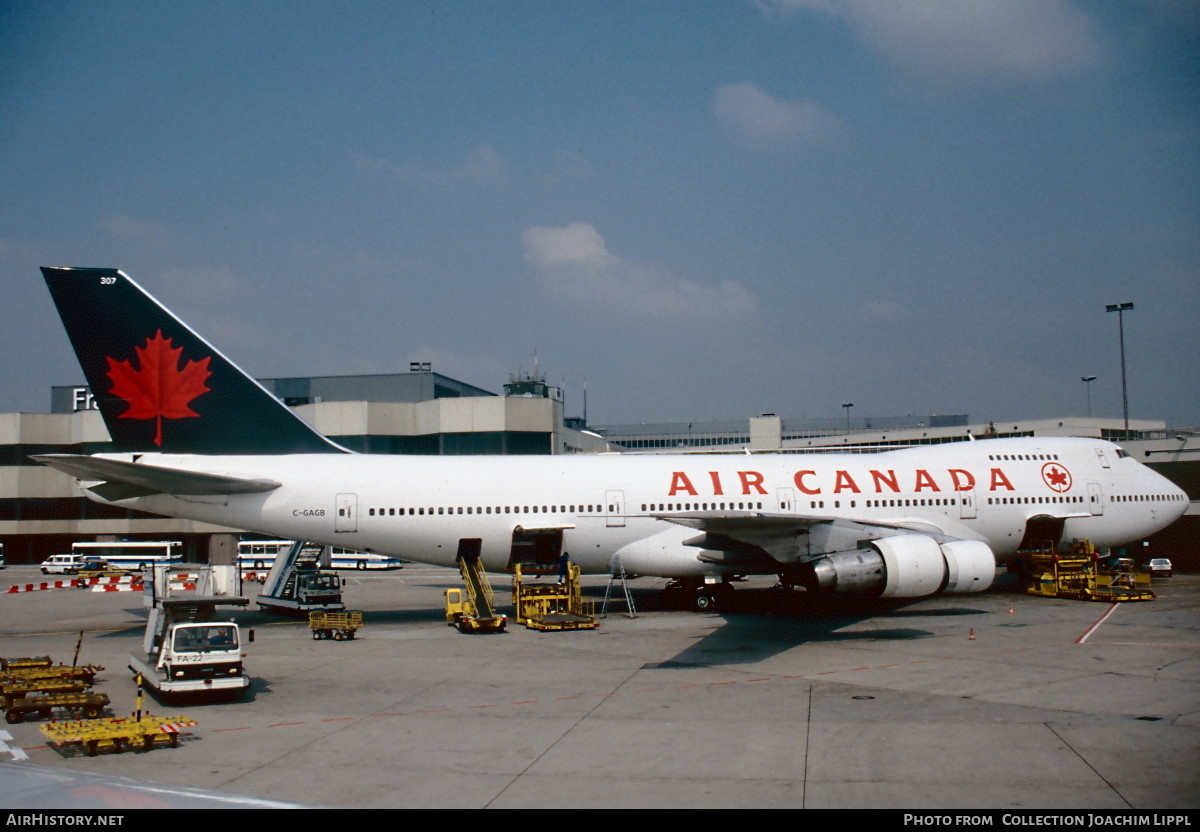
[41,267,346,454]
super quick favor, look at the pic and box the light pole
[1105,302,1134,432]
[1081,376,1096,418]
[842,402,854,435]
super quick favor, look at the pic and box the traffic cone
[1008,601,1015,615]
[968,628,976,640]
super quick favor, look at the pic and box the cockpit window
[1115,448,1131,459]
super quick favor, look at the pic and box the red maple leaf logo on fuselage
[106,330,212,447]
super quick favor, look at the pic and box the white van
[40,554,87,575]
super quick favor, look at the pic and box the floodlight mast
[1105,302,1134,432]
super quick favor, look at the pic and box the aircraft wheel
[693,592,716,612]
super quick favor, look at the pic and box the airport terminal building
[2,369,1196,566]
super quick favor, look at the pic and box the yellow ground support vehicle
[0,656,52,672]
[1,678,91,706]
[444,542,507,634]
[4,691,110,724]
[41,714,197,756]
[308,610,363,640]
[1024,540,1155,602]
[1,663,103,685]
[511,563,597,631]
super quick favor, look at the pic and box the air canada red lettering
[870,469,900,493]
[948,469,975,491]
[833,470,860,493]
[989,468,1015,491]
[794,470,820,495]
[669,472,698,496]
[666,466,1005,497]
[914,469,940,492]
[739,471,767,495]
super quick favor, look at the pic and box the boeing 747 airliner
[35,267,1187,610]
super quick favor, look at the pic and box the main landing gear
[661,577,737,612]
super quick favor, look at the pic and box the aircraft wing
[32,454,281,500]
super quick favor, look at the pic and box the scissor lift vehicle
[511,563,597,631]
[1024,539,1155,602]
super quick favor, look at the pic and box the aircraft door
[507,528,563,572]
[335,493,358,532]
[1018,515,1065,552]
[1087,482,1104,516]
[959,489,977,520]
[605,490,625,527]
[776,487,795,513]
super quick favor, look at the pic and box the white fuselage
[88,437,1186,578]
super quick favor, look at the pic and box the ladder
[600,555,637,618]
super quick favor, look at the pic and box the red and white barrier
[6,575,145,594]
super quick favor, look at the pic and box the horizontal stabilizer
[32,454,280,497]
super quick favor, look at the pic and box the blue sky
[1,1,1197,428]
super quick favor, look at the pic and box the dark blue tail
[42,267,345,455]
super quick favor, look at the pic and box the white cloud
[761,0,1103,87]
[448,144,508,184]
[522,222,756,320]
[712,83,844,148]
[96,213,170,244]
[522,222,615,270]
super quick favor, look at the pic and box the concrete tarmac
[0,564,1196,809]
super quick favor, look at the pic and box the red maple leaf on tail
[105,330,212,447]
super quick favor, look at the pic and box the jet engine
[798,535,995,598]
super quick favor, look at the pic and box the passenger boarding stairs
[257,541,345,614]
[260,541,325,599]
[458,552,497,621]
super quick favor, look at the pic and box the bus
[237,541,403,571]
[68,541,183,571]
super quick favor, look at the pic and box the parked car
[1146,558,1173,578]
[40,554,87,574]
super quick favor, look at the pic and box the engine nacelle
[800,535,995,598]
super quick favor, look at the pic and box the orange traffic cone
[968,628,976,640]
[1008,601,1015,615]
